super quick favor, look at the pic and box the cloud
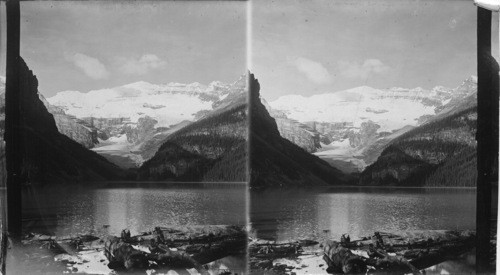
[448,18,457,29]
[119,54,167,75]
[338,59,390,79]
[66,53,109,80]
[289,57,332,84]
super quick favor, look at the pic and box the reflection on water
[251,187,477,273]
[22,183,247,236]
[251,187,476,242]
[16,183,247,274]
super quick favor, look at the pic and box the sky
[20,1,247,97]
[252,0,499,101]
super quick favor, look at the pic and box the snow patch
[47,81,221,128]
[270,85,447,132]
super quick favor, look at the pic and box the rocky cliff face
[40,95,99,148]
[123,116,157,144]
[346,120,380,148]
[52,114,99,148]
[262,98,321,153]
[249,73,350,187]
[273,118,320,152]
[15,58,123,185]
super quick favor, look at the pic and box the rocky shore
[249,230,476,275]
[8,225,246,274]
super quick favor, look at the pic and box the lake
[18,182,247,274]
[23,182,247,236]
[251,187,478,274]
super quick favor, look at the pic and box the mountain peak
[123,80,156,89]
[465,75,478,84]
[186,82,204,88]
[456,75,478,92]
[230,74,248,90]
[208,80,225,87]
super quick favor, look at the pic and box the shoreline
[250,185,478,190]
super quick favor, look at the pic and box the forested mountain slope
[360,106,477,186]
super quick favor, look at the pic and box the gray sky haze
[16,1,500,100]
[252,0,498,100]
[20,1,247,97]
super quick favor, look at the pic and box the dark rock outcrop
[51,114,99,148]
[273,118,321,152]
[81,117,129,141]
[249,73,350,187]
[123,116,158,144]
[16,58,123,185]
[346,120,380,148]
[262,99,321,153]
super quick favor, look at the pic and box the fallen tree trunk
[104,237,149,271]
[191,237,246,265]
[22,225,246,274]
[323,240,368,274]
[152,225,246,246]
[101,226,246,273]
[248,239,305,271]
[366,246,422,275]
[249,241,302,258]
[104,236,209,274]
[322,231,475,274]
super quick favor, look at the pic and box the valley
[263,76,478,178]
[44,75,247,169]
[1,69,479,187]
[0,58,480,188]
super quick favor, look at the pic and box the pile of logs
[322,230,476,274]
[21,228,476,274]
[22,225,247,274]
[248,238,318,270]
[249,230,475,274]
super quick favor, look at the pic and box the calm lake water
[251,187,479,274]
[12,183,247,274]
[22,182,247,236]
[251,187,476,242]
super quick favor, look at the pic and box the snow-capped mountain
[48,80,237,128]
[46,76,246,168]
[269,84,466,132]
[265,76,478,173]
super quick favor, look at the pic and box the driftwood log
[104,236,149,271]
[104,235,209,274]
[21,225,246,274]
[322,231,475,274]
[101,227,246,273]
[323,240,367,274]
[152,226,247,264]
[248,238,318,271]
